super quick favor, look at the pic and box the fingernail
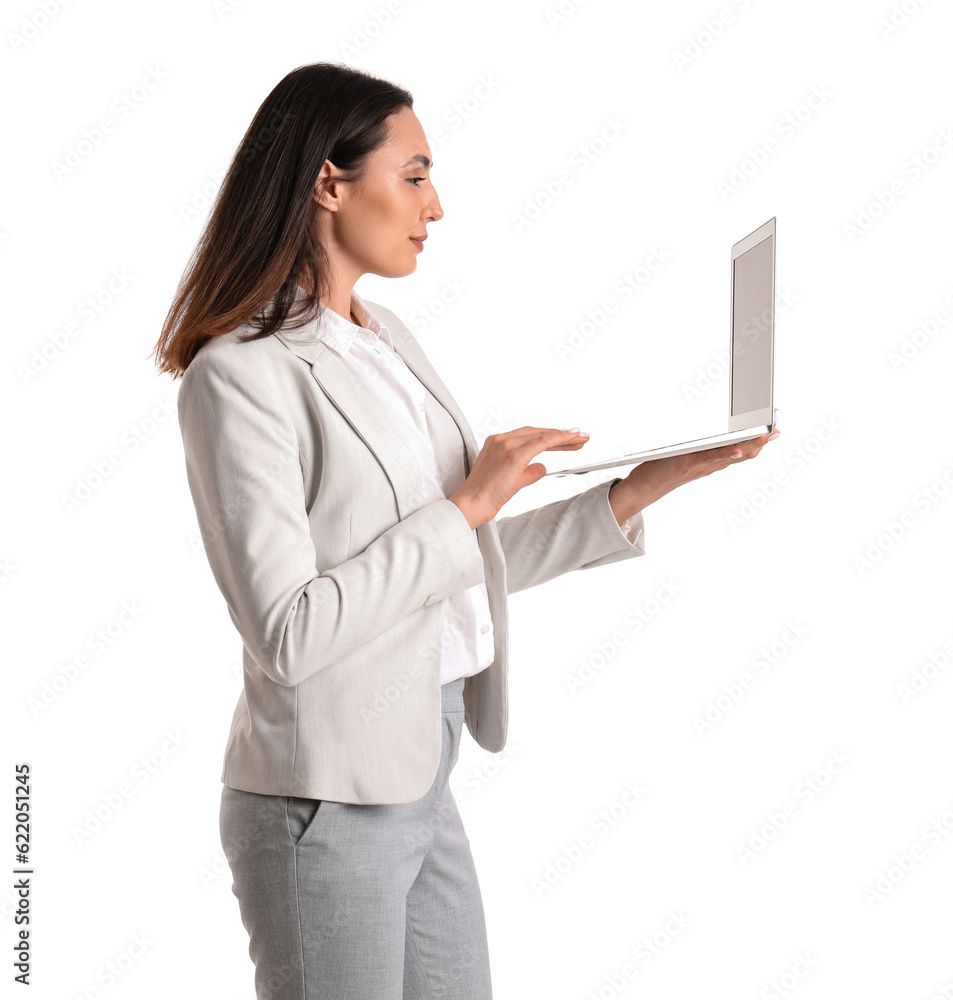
[767,431,780,440]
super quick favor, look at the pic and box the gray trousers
[219,676,493,999]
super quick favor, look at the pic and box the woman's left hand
[609,408,781,522]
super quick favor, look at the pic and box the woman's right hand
[449,426,591,529]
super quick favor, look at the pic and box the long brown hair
[151,62,413,379]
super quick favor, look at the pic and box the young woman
[153,61,779,1000]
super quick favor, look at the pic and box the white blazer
[177,296,646,804]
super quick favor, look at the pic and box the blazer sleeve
[177,347,486,688]
[495,479,646,594]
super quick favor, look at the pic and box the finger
[726,429,775,458]
[494,427,588,448]
[544,435,591,451]
[730,440,769,461]
[524,461,547,483]
[546,441,589,451]
[503,426,589,438]
[512,428,591,457]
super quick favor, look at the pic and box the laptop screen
[731,234,774,416]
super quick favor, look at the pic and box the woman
[153,62,779,1000]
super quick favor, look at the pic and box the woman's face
[313,106,443,285]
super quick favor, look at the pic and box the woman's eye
[408,177,426,186]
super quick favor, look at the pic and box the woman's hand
[449,426,590,528]
[608,409,781,525]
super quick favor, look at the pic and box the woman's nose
[427,188,444,223]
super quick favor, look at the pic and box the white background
[4,0,953,997]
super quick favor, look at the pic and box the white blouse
[308,290,495,684]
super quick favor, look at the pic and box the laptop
[546,216,777,477]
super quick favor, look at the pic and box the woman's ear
[312,160,346,210]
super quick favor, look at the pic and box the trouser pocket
[285,795,322,847]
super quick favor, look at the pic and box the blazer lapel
[387,328,477,478]
[272,329,426,521]
[271,302,496,564]
[381,321,508,596]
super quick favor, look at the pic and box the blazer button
[480,624,490,634]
